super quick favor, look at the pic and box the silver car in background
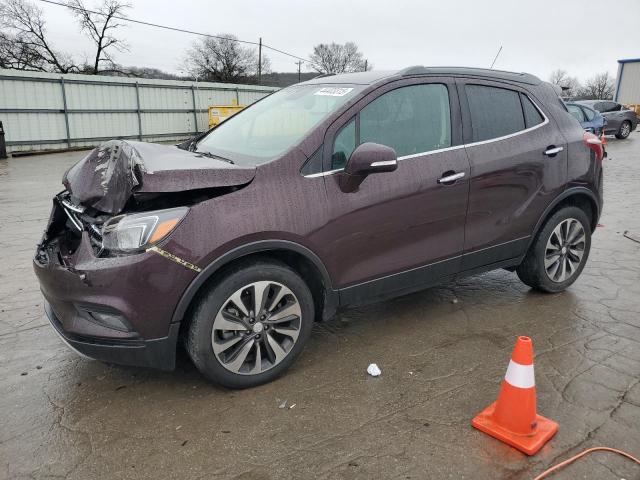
[575,100,638,139]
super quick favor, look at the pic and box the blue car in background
[566,102,606,135]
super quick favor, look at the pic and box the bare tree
[580,72,615,100]
[548,69,581,98]
[182,34,268,83]
[309,42,370,74]
[67,0,130,74]
[0,0,77,72]
[0,31,45,70]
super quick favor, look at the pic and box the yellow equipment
[208,98,245,129]
[624,104,640,116]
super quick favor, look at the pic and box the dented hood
[63,140,256,214]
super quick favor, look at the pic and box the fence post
[191,85,198,134]
[235,87,240,105]
[60,77,71,148]
[135,82,143,140]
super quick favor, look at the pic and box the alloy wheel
[620,122,631,138]
[544,218,586,283]
[211,281,302,375]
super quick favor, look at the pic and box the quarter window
[331,117,356,170]
[359,84,451,157]
[466,85,526,142]
[521,94,544,128]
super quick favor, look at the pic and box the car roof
[301,66,542,86]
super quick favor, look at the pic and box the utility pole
[296,60,302,83]
[258,37,262,84]
[364,59,368,72]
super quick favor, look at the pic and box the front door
[316,79,470,305]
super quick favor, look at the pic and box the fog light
[77,306,131,332]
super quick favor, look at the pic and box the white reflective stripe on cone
[504,360,535,389]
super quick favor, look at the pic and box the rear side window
[582,107,596,121]
[466,85,525,142]
[567,104,586,122]
[359,84,451,157]
[521,94,544,128]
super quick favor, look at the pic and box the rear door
[318,78,470,303]
[457,79,568,271]
[597,101,622,131]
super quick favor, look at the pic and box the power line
[37,0,317,67]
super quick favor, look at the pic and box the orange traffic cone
[600,128,607,145]
[472,336,558,455]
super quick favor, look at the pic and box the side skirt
[337,237,529,310]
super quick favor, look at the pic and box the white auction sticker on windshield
[314,87,354,97]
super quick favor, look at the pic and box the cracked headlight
[102,207,188,253]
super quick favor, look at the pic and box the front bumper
[33,208,199,370]
[45,300,180,370]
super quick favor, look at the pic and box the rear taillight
[583,131,604,162]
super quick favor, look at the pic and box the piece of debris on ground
[367,363,382,377]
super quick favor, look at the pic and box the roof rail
[311,73,335,80]
[398,66,430,76]
[398,66,541,85]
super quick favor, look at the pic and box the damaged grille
[53,192,109,254]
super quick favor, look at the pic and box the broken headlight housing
[102,207,188,253]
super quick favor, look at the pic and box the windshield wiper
[194,150,235,165]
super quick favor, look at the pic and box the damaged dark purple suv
[34,67,604,388]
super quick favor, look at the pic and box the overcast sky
[40,0,639,82]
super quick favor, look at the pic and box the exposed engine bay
[36,140,255,261]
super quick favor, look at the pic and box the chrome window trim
[370,159,397,167]
[303,94,549,179]
[303,168,343,179]
[464,94,549,148]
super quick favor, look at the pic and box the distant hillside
[257,72,320,88]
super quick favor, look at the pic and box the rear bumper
[45,300,179,370]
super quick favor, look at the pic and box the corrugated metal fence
[0,69,278,154]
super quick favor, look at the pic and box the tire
[615,120,631,139]
[516,206,591,293]
[185,259,314,388]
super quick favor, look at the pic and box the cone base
[471,402,558,456]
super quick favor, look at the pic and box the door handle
[544,146,564,157]
[438,171,465,184]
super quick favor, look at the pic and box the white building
[614,58,640,104]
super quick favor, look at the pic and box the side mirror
[344,142,398,176]
[340,142,397,193]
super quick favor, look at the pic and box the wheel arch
[172,240,338,336]
[528,187,600,251]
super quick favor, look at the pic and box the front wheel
[516,207,592,293]
[615,120,631,139]
[185,259,314,388]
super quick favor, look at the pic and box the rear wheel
[185,260,314,388]
[615,120,631,139]
[516,206,591,293]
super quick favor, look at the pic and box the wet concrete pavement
[1,136,639,480]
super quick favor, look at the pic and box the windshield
[196,84,364,165]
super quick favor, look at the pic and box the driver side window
[331,84,451,170]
